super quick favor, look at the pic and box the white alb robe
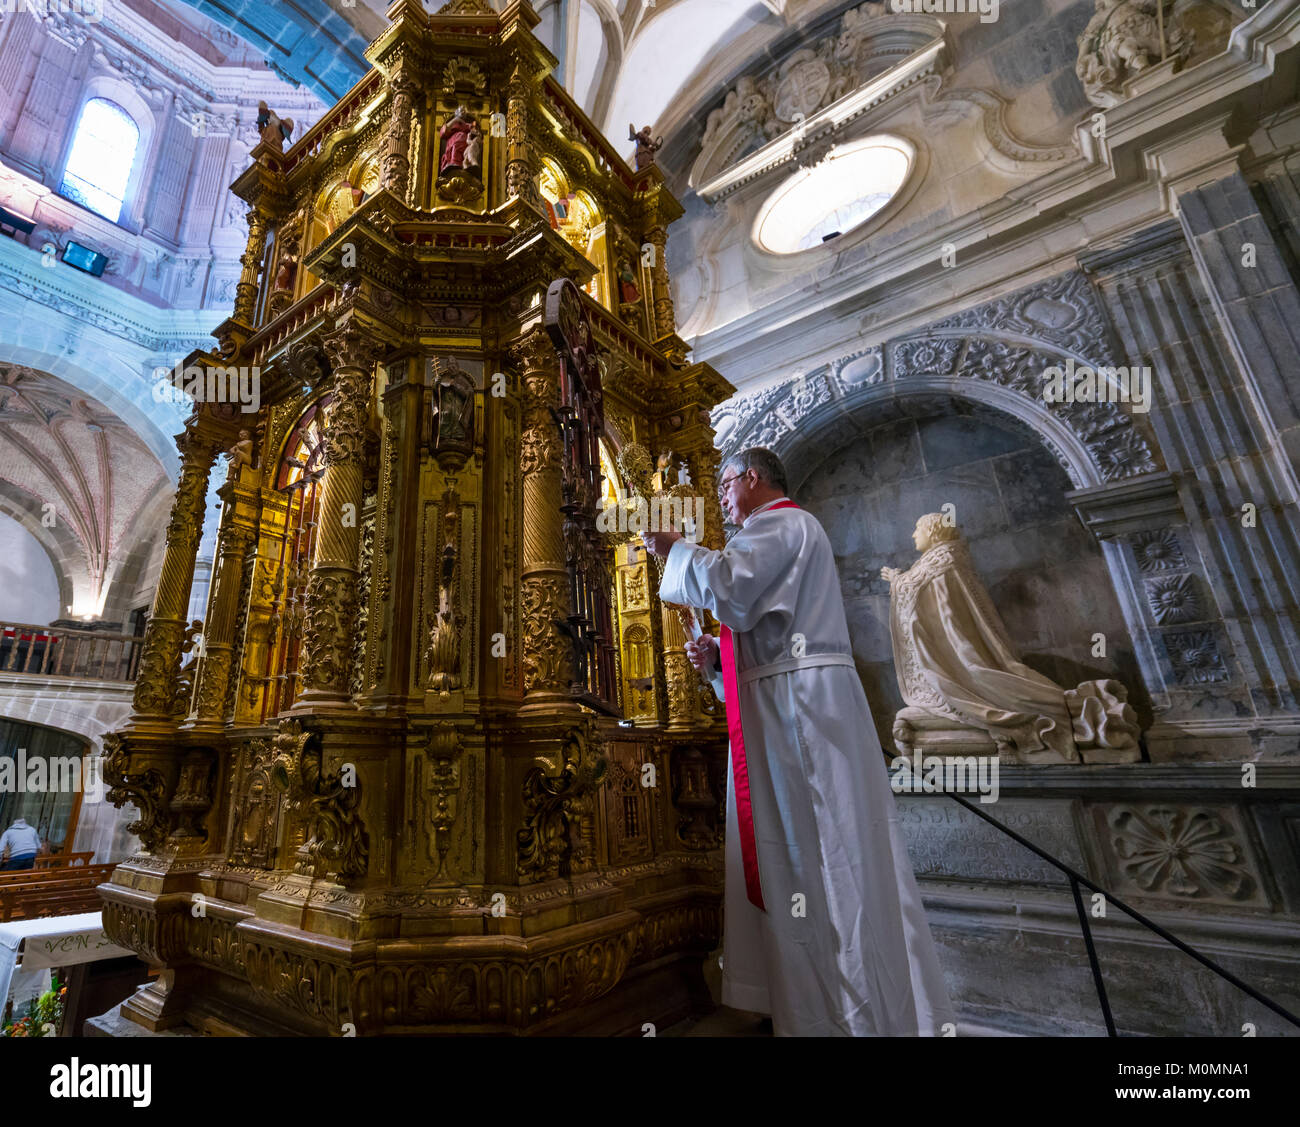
[660,498,955,1036]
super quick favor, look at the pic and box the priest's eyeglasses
[717,472,744,500]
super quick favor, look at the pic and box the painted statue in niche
[617,258,641,304]
[429,357,476,470]
[437,107,484,204]
[268,212,304,317]
[464,122,483,173]
[883,512,1142,764]
[439,106,475,173]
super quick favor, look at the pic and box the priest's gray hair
[721,447,788,494]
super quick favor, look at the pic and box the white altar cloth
[0,912,134,1012]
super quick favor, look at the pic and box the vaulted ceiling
[159,0,832,167]
[0,366,170,620]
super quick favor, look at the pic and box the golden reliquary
[98,0,736,1036]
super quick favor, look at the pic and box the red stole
[718,498,800,913]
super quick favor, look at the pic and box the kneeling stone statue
[882,513,1141,765]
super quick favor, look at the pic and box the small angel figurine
[628,124,663,170]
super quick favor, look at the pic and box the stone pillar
[512,329,576,711]
[190,478,257,726]
[645,225,674,340]
[295,324,379,709]
[1082,221,1300,748]
[381,74,416,202]
[1176,171,1300,487]
[132,427,222,722]
[233,208,270,325]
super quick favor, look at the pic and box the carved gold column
[295,324,379,709]
[682,441,725,552]
[362,364,423,708]
[661,605,697,731]
[381,74,416,202]
[132,427,222,723]
[505,66,540,208]
[646,224,674,340]
[233,208,270,325]
[513,329,576,711]
[190,474,258,726]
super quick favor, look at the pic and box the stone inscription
[899,798,1085,885]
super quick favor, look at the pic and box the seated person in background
[0,817,42,870]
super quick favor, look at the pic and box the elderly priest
[642,447,954,1037]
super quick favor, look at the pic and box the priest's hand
[642,528,683,557]
[880,566,900,583]
[685,634,718,673]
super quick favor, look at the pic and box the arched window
[60,98,141,224]
[258,396,333,720]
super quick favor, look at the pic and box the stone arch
[768,387,1155,750]
[0,699,138,862]
[712,272,1164,494]
[100,483,178,625]
[0,694,131,756]
[0,487,80,621]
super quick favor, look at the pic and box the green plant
[2,973,66,1037]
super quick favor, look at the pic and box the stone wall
[0,516,60,623]
[898,766,1300,1036]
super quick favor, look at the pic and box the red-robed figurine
[439,106,474,174]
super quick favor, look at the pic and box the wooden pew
[0,863,117,923]
[4,887,105,922]
[33,852,95,869]
[0,863,115,888]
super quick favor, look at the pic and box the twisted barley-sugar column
[233,209,269,325]
[513,329,576,710]
[381,74,416,202]
[132,428,221,721]
[645,225,674,340]
[294,326,378,708]
[191,501,256,725]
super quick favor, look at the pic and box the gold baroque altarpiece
[99,0,736,1035]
